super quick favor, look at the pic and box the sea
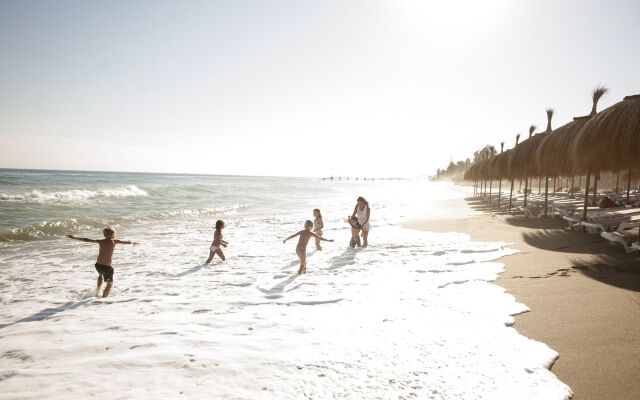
[0,169,572,399]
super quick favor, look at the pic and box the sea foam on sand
[0,224,572,399]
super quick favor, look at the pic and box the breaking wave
[0,185,148,203]
[0,205,246,242]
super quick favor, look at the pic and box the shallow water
[0,170,571,399]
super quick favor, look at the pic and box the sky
[1,0,639,177]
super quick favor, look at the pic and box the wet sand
[406,197,640,400]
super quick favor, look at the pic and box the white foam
[0,222,572,399]
[0,185,148,203]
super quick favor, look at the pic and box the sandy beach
[407,196,640,400]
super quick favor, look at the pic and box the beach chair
[562,206,614,229]
[600,220,640,253]
[601,231,638,253]
[551,199,584,217]
[580,208,640,234]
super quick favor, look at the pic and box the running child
[206,220,228,263]
[348,215,362,248]
[66,227,137,298]
[312,208,324,251]
[283,220,333,274]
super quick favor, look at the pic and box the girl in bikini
[206,220,228,263]
[312,209,324,251]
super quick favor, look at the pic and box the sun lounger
[551,200,584,217]
[518,195,573,218]
[601,231,639,253]
[562,206,618,228]
[580,208,640,234]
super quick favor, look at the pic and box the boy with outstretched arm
[66,227,137,298]
[283,220,333,275]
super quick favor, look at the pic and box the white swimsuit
[356,205,370,231]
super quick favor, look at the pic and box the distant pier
[321,176,401,181]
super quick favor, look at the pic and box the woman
[351,196,370,247]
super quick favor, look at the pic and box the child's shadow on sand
[173,262,222,278]
[259,274,299,299]
[0,298,93,330]
[327,248,359,270]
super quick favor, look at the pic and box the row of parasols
[464,87,640,220]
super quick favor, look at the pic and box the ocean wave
[0,218,107,242]
[0,205,246,242]
[132,205,246,221]
[0,185,148,203]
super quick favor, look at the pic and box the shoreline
[406,197,640,400]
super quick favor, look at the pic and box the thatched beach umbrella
[536,88,608,177]
[495,142,505,206]
[509,125,540,208]
[569,89,640,220]
[487,147,498,203]
[465,163,480,195]
[574,93,640,172]
[536,108,555,216]
[508,133,521,209]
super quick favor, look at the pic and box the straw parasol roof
[491,144,522,180]
[509,109,554,179]
[464,162,481,181]
[572,94,640,173]
[536,87,608,176]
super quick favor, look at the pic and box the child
[313,209,324,251]
[348,216,362,248]
[206,220,228,263]
[66,227,137,298]
[283,220,333,274]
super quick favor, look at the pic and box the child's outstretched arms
[283,231,301,244]
[66,234,99,243]
[311,233,334,242]
[116,239,138,246]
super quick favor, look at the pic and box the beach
[0,171,574,399]
[407,196,640,400]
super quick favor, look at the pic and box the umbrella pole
[627,168,632,203]
[489,179,493,204]
[582,171,591,221]
[524,174,529,208]
[570,176,575,194]
[593,172,599,206]
[509,179,514,210]
[538,178,541,195]
[498,178,502,208]
[544,172,550,217]
[553,177,557,194]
